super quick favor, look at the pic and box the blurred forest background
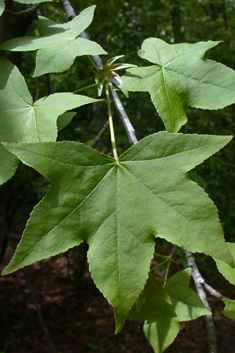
[0,0,235,352]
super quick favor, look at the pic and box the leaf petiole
[150,259,169,272]
[105,81,118,161]
[73,83,98,94]
[87,55,99,71]
[163,259,171,287]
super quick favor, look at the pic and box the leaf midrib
[165,64,235,92]
[161,68,174,129]
[7,145,114,168]
[119,162,204,232]
[116,163,123,319]
[120,138,224,167]
[35,38,74,74]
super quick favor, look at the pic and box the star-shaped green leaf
[123,38,235,132]
[0,57,99,184]
[165,268,211,321]
[129,275,180,353]
[0,6,107,76]
[2,132,233,332]
[130,269,210,352]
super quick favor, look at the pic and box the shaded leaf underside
[128,276,179,353]
[165,268,211,321]
[129,269,210,352]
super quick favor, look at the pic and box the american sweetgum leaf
[130,269,209,352]
[0,57,99,184]
[2,132,233,332]
[165,268,211,321]
[129,276,179,353]
[123,38,235,132]
[144,318,179,353]
[0,6,107,76]
[215,242,235,285]
[222,298,235,320]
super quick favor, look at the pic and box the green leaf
[0,146,19,186]
[57,112,77,132]
[165,268,211,321]
[37,16,64,36]
[0,6,107,76]
[129,276,179,353]
[0,57,99,184]
[129,276,173,322]
[222,298,235,320]
[123,38,235,132]
[144,318,179,353]
[2,132,233,331]
[0,0,5,16]
[215,242,235,285]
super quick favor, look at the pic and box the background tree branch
[183,249,217,353]
[59,0,138,145]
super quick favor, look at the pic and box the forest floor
[1,244,235,353]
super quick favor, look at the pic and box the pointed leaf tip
[222,298,235,320]
[123,38,235,132]
[215,242,235,284]
[0,5,106,76]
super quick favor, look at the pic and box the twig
[59,0,75,20]
[204,315,217,353]
[109,84,138,145]
[181,249,226,301]
[91,120,109,148]
[202,282,226,300]
[5,4,39,17]
[59,0,138,145]
[171,244,177,258]
[183,249,217,353]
